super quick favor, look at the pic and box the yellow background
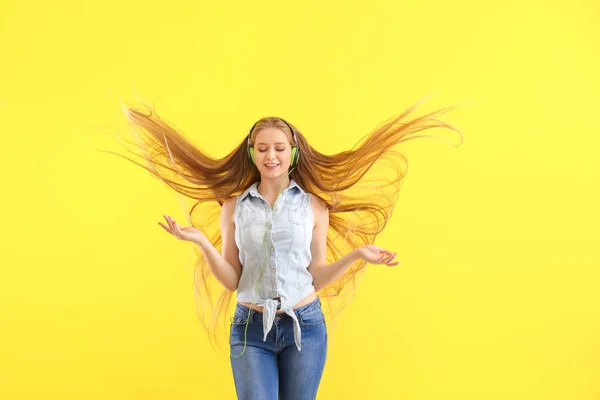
[1,0,599,399]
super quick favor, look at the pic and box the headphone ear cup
[249,146,256,165]
[290,147,297,167]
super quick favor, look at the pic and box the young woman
[111,96,463,399]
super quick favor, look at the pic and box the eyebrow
[255,142,287,145]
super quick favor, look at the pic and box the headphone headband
[247,117,300,167]
[247,117,297,147]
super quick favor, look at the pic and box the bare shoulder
[221,196,238,221]
[310,194,327,212]
[309,194,329,228]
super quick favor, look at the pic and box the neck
[257,176,291,199]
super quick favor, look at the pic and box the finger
[386,253,399,266]
[170,219,182,239]
[159,220,175,235]
[173,221,183,239]
[164,216,175,233]
[167,216,178,235]
[381,254,395,264]
[164,216,180,239]
[158,222,173,234]
[382,252,397,264]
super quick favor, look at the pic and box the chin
[261,166,288,172]
[262,170,284,176]
[260,167,288,177]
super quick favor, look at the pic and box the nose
[266,149,278,160]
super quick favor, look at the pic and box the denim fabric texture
[234,179,315,351]
[230,297,327,400]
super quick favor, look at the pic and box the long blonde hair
[98,95,464,354]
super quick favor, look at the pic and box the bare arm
[307,196,399,291]
[194,197,243,292]
[307,197,361,291]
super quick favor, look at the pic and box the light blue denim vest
[234,179,315,351]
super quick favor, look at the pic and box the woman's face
[252,127,293,179]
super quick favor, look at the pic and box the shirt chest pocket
[237,205,256,229]
[287,207,304,225]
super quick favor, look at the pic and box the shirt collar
[240,179,304,201]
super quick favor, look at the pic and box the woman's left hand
[357,244,400,267]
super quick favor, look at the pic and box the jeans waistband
[235,296,321,320]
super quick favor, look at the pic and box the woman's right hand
[158,215,206,244]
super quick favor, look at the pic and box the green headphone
[247,117,300,168]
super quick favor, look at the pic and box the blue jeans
[229,297,328,400]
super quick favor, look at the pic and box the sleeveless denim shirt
[234,179,315,351]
